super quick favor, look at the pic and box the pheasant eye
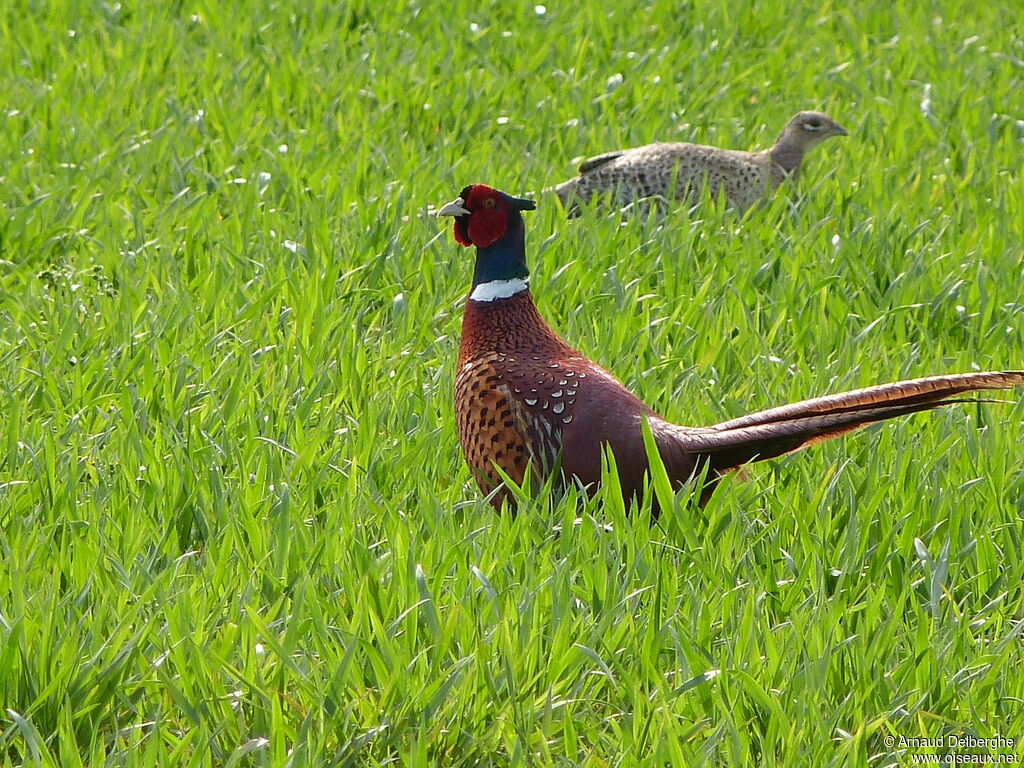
[482,198,497,209]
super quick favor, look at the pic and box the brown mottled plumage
[438,184,1022,513]
[553,111,848,215]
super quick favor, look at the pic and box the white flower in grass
[920,83,934,120]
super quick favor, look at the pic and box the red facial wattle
[453,217,472,246]
[466,206,507,248]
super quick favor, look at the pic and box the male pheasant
[438,184,1023,512]
[553,111,848,216]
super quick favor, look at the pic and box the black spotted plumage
[552,111,848,215]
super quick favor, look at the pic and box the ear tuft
[507,195,536,211]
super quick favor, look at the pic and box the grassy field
[1,0,1023,765]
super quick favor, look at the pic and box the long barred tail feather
[671,371,1024,472]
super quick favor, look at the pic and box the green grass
[1,0,1023,765]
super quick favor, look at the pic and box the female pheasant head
[770,111,848,173]
[437,184,537,301]
[782,111,848,143]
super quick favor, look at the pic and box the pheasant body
[438,184,1023,512]
[553,111,847,215]
[455,290,661,503]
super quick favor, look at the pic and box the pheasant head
[437,184,537,299]
[770,111,848,172]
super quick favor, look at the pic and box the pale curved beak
[436,197,470,217]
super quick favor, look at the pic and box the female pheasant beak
[436,197,471,218]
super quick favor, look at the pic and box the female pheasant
[438,184,1023,511]
[553,111,848,216]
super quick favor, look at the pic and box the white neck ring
[470,278,529,302]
